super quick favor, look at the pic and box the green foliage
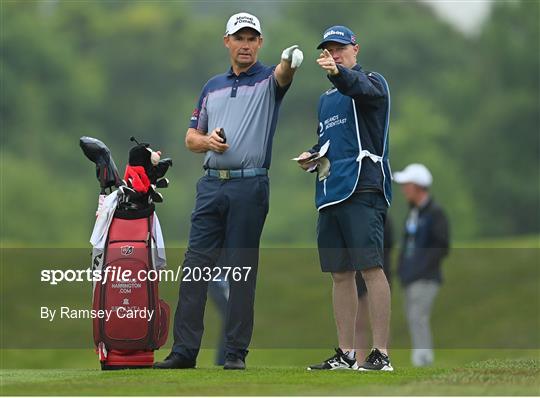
[456,1,540,236]
[1,1,538,245]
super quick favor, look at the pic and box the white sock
[345,350,356,360]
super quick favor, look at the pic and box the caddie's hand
[281,45,304,69]
[317,49,339,76]
[207,128,229,153]
[297,151,317,171]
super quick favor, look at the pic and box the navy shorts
[317,192,387,273]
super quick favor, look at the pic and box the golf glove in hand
[281,45,304,69]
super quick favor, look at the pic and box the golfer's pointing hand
[281,45,304,69]
[207,128,229,153]
[317,49,339,76]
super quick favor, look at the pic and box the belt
[204,168,268,180]
[356,188,381,193]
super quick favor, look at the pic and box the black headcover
[129,137,172,184]
[128,144,151,168]
[148,158,173,183]
[80,136,122,193]
[128,137,154,177]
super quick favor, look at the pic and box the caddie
[297,25,393,371]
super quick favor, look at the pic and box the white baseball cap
[393,163,433,187]
[225,12,262,36]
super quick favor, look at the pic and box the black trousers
[172,175,269,361]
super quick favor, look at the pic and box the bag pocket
[156,299,170,348]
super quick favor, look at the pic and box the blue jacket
[398,197,450,286]
[310,64,392,210]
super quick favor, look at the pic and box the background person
[394,163,450,367]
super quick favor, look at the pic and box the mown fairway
[1,349,539,395]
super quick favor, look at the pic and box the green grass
[1,234,539,395]
[1,349,539,395]
[453,234,540,248]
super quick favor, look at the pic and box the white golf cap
[393,163,433,187]
[225,12,262,36]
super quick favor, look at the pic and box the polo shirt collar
[227,61,263,77]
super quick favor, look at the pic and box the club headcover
[124,165,151,193]
[80,136,122,192]
[149,158,173,183]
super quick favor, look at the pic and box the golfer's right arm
[186,128,229,154]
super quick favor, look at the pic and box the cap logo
[323,29,345,39]
[234,15,256,27]
[351,35,356,44]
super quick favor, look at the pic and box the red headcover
[124,165,151,193]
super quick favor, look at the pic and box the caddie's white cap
[225,12,262,36]
[393,163,433,187]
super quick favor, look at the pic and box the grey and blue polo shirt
[189,61,289,170]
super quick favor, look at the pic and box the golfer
[154,12,302,370]
[297,25,393,371]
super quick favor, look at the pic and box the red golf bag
[92,204,170,370]
[82,135,173,370]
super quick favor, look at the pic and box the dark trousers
[172,175,269,361]
[207,280,228,365]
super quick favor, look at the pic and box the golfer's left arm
[274,45,303,87]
